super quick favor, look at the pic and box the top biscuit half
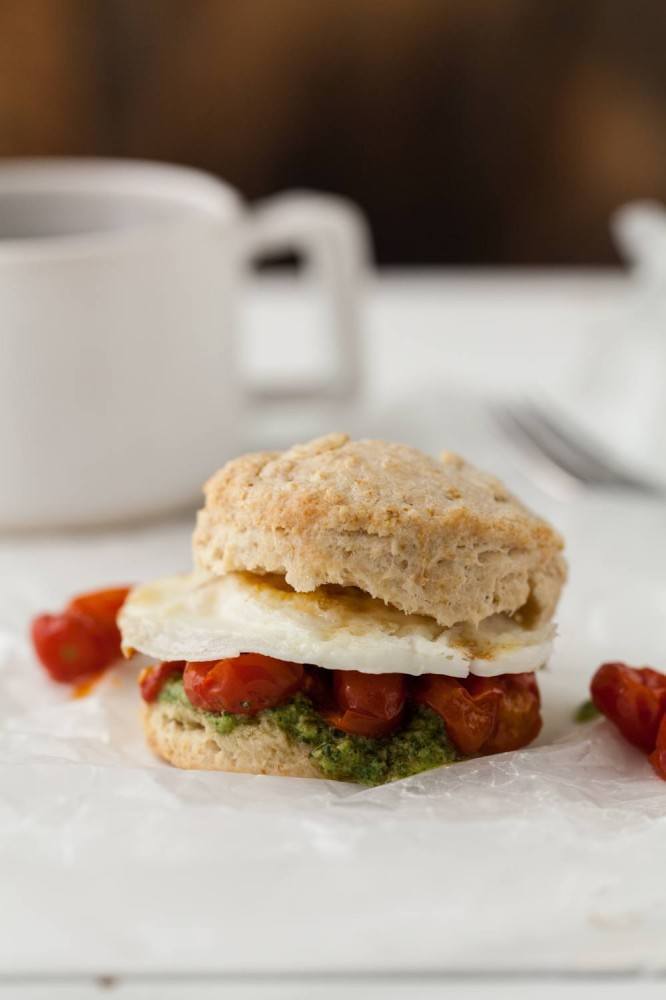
[193,433,566,629]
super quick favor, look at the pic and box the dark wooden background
[1,0,665,264]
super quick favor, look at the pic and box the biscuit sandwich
[119,434,566,785]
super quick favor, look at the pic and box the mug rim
[0,157,243,260]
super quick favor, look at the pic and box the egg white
[119,571,554,678]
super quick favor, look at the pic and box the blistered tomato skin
[31,586,132,685]
[468,673,542,754]
[139,661,185,703]
[67,586,130,660]
[590,662,666,753]
[31,612,110,682]
[590,661,666,779]
[324,707,401,739]
[413,673,541,756]
[414,675,500,754]
[648,715,666,780]
[183,654,304,715]
[328,670,406,738]
[68,587,130,635]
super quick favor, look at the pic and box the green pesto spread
[574,699,600,723]
[158,677,458,785]
[159,675,249,737]
[268,694,457,784]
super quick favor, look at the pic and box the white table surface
[2,270,665,999]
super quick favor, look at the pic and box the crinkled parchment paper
[1,500,666,977]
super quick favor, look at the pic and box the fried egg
[119,571,554,678]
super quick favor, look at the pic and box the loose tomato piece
[67,586,131,659]
[31,611,110,682]
[183,654,304,715]
[467,673,542,753]
[590,662,666,753]
[414,674,500,754]
[31,585,132,688]
[329,670,405,737]
[68,586,131,632]
[139,661,185,703]
[648,715,666,781]
[637,667,666,694]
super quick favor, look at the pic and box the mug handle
[235,191,371,401]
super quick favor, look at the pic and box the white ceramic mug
[0,159,369,528]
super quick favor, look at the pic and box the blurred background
[2,0,665,265]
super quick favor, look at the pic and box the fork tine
[494,404,597,488]
[520,403,622,486]
[498,400,663,496]
[522,401,660,492]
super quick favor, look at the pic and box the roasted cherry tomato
[67,586,131,659]
[31,612,110,682]
[326,670,406,738]
[301,665,333,709]
[323,708,396,739]
[68,586,130,634]
[467,673,542,753]
[183,654,304,715]
[590,662,666,753]
[31,586,132,685]
[648,715,666,781]
[414,674,500,754]
[139,661,185,703]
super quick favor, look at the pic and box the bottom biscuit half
[144,700,324,779]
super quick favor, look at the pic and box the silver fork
[496,399,665,497]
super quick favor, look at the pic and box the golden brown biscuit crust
[193,434,566,628]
